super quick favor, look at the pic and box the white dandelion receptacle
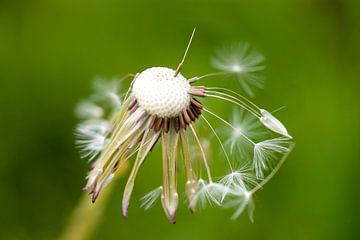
[132,67,191,118]
[75,29,294,223]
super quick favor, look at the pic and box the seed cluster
[131,67,191,118]
[128,97,203,133]
[129,67,205,133]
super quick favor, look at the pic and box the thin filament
[197,71,230,80]
[174,28,196,77]
[206,91,261,118]
[207,87,261,111]
[203,108,255,145]
[201,115,234,172]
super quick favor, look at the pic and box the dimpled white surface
[132,67,191,118]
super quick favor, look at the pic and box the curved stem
[58,164,128,240]
[249,142,295,195]
[197,71,229,80]
[207,87,261,112]
[206,91,261,118]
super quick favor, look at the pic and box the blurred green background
[1,0,359,239]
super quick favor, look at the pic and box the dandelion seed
[220,167,257,190]
[211,43,265,97]
[253,137,290,179]
[75,100,104,119]
[260,109,292,138]
[92,76,122,109]
[223,108,264,158]
[75,120,110,160]
[140,186,163,210]
[103,173,115,188]
[191,179,228,208]
[75,29,294,223]
[226,191,255,221]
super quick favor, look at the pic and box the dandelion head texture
[75,29,294,223]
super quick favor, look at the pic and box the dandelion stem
[59,164,128,240]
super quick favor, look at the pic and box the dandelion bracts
[75,28,294,223]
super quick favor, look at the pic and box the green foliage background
[0,0,359,239]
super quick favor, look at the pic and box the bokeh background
[1,0,359,239]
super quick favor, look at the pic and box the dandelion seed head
[76,29,294,222]
[132,67,191,118]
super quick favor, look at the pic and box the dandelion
[211,42,265,97]
[222,108,265,158]
[190,179,229,208]
[253,137,291,179]
[260,109,292,138]
[91,76,122,109]
[219,165,258,201]
[75,120,110,161]
[76,28,294,223]
[76,100,104,119]
[225,190,255,221]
